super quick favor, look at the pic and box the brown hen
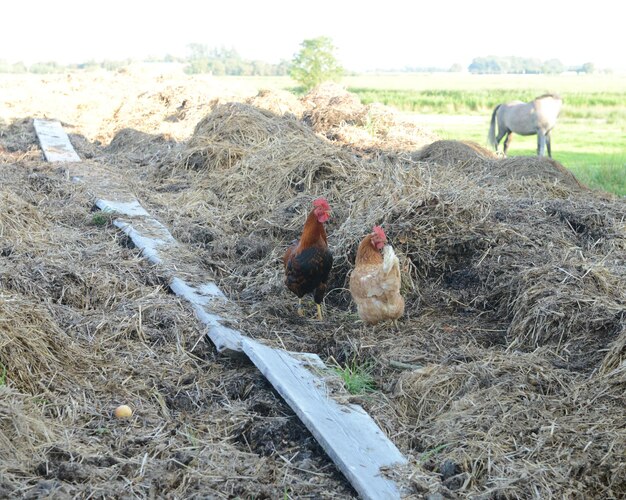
[349,226,404,325]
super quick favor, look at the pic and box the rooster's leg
[297,299,304,317]
[316,303,323,321]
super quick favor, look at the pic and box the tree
[187,43,211,60]
[542,58,565,74]
[289,36,343,90]
[468,57,507,74]
[580,62,595,74]
[29,61,63,74]
[469,55,567,74]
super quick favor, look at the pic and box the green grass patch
[568,162,626,195]
[333,360,376,395]
[418,443,451,463]
[90,211,113,226]
[0,362,7,386]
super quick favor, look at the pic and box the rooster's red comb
[313,197,330,210]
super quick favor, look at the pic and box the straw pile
[150,83,625,498]
[0,117,42,161]
[0,153,353,497]
[392,349,625,497]
[301,82,365,132]
[300,83,437,151]
[97,83,220,143]
[245,88,306,118]
[2,77,624,498]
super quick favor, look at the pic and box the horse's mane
[535,93,562,101]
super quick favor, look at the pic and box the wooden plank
[33,119,81,162]
[169,277,243,353]
[243,338,407,500]
[96,199,243,355]
[40,121,407,498]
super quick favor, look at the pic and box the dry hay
[97,83,220,143]
[300,84,437,152]
[103,128,181,167]
[1,189,48,239]
[180,102,318,171]
[0,293,91,396]
[381,120,439,152]
[147,96,626,497]
[0,162,354,498]
[332,103,439,153]
[415,139,498,166]
[245,88,306,117]
[0,386,57,472]
[301,82,366,132]
[600,323,626,377]
[0,118,43,163]
[301,82,362,111]
[3,76,625,498]
[392,350,625,497]
[416,140,588,199]
[491,155,586,187]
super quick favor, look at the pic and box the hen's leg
[316,303,323,321]
[297,299,304,316]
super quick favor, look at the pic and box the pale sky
[1,0,623,71]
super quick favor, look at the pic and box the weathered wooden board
[96,199,243,354]
[43,120,407,499]
[243,339,407,499]
[33,119,81,162]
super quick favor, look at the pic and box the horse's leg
[546,132,552,158]
[503,132,513,155]
[496,128,508,154]
[537,132,546,157]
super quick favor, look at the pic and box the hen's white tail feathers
[382,245,399,274]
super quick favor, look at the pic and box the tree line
[0,44,291,77]
[0,39,600,83]
[467,56,596,74]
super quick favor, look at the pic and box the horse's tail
[488,104,501,148]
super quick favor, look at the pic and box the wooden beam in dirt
[244,339,408,499]
[95,198,244,354]
[39,120,407,499]
[33,119,81,162]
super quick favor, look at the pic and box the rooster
[349,225,404,325]
[283,197,333,320]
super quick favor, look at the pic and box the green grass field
[342,73,626,196]
[216,73,625,195]
[404,113,625,196]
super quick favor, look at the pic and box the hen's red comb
[372,225,386,241]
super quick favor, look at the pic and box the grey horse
[488,94,562,157]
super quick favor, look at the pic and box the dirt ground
[1,67,625,499]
